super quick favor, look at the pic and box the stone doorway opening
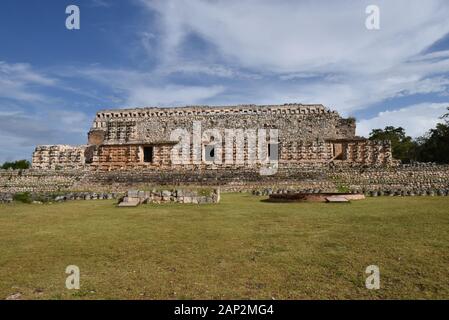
[143,146,154,163]
[333,143,345,160]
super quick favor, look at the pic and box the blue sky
[1,0,449,162]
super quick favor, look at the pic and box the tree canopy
[414,116,449,164]
[369,107,449,164]
[368,126,417,163]
[1,160,31,170]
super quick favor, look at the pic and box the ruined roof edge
[95,103,330,114]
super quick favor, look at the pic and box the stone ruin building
[31,103,396,171]
[2,103,448,198]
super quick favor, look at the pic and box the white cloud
[126,84,225,106]
[0,108,91,163]
[0,61,93,161]
[144,0,449,73]
[357,103,449,137]
[75,67,225,107]
[139,0,449,114]
[275,71,449,115]
[54,111,91,134]
[0,61,56,102]
[0,135,33,163]
[158,62,262,80]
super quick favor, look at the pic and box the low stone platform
[117,188,221,207]
[267,192,365,203]
[325,196,350,203]
[117,198,141,207]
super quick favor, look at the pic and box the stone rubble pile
[251,187,449,197]
[367,189,449,197]
[0,193,14,203]
[0,192,121,203]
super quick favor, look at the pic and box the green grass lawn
[0,193,448,300]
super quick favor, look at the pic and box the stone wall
[87,140,394,171]
[0,169,86,193]
[1,163,448,195]
[32,145,87,170]
[327,163,449,193]
[342,140,395,165]
[91,144,173,171]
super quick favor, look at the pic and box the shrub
[336,185,351,194]
[13,192,33,204]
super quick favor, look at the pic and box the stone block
[183,196,192,204]
[161,190,171,197]
[326,196,349,203]
[118,199,140,207]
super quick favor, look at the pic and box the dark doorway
[205,145,215,161]
[268,143,278,161]
[143,146,154,163]
[333,143,344,160]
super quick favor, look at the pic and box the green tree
[415,121,449,164]
[368,126,417,163]
[1,159,31,170]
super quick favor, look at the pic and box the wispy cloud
[73,66,226,106]
[139,0,449,114]
[126,84,225,106]
[0,61,56,102]
[0,61,93,162]
[91,0,112,8]
[0,107,90,162]
[0,107,89,142]
[357,102,449,137]
[143,0,449,73]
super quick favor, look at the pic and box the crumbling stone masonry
[31,104,397,171]
[2,164,449,196]
[32,145,87,170]
[119,189,220,206]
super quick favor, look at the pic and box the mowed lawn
[0,193,448,300]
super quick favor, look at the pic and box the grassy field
[0,193,448,300]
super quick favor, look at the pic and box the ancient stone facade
[31,103,396,171]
